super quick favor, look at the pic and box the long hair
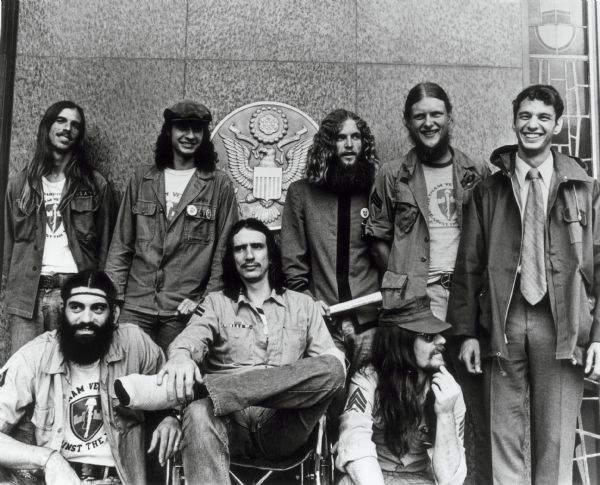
[19,100,94,213]
[154,119,217,171]
[512,84,564,121]
[222,218,286,299]
[306,109,379,185]
[371,326,436,457]
[403,82,453,122]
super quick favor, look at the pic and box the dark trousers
[485,291,584,485]
[181,354,345,485]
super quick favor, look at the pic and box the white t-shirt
[61,361,115,467]
[164,168,196,220]
[41,177,77,274]
[422,162,460,281]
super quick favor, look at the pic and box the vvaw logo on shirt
[70,395,103,442]
[45,202,63,233]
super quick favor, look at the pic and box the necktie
[520,168,547,304]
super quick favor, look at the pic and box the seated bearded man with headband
[335,299,466,485]
[0,271,176,485]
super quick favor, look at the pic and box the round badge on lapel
[360,208,369,219]
[187,205,198,216]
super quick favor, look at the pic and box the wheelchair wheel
[299,419,334,485]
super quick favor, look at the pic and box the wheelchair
[166,415,334,485]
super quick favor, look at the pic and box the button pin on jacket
[187,205,198,216]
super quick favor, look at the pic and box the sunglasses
[415,333,437,342]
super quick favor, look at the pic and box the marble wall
[9,0,526,196]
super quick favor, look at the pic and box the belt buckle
[440,273,453,289]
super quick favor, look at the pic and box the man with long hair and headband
[282,108,380,370]
[105,100,238,352]
[2,100,116,355]
[336,299,466,485]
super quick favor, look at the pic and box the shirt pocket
[282,325,307,361]
[132,200,157,241]
[71,195,96,241]
[183,203,215,244]
[31,404,55,431]
[222,323,254,365]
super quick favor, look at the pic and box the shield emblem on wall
[212,102,318,229]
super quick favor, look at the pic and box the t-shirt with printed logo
[61,360,115,467]
[41,176,77,274]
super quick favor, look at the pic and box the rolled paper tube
[329,292,382,315]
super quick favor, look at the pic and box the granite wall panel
[185,60,356,128]
[187,0,356,62]
[357,63,523,165]
[17,0,187,59]
[358,0,523,67]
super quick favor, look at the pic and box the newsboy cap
[163,100,212,123]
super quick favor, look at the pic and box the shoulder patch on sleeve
[193,305,206,318]
[344,387,368,413]
[370,190,383,210]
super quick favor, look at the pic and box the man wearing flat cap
[106,100,238,351]
[335,299,466,485]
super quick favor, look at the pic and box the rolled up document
[329,291,382,316]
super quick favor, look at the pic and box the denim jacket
[0,324,165,485]
[105,165,238,314]
[2,170,116,318]
[366,147,490,307]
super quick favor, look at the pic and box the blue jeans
[9,287,62,355]
[119,308,189,353]
[181,354,345,484]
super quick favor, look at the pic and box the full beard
[409,128,451,164]
[57,312,115,365]
[325,156,375,194]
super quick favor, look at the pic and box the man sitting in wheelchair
[116,218,346,484]
[335,299,466,485]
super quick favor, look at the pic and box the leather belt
[72,462,120,483]
[38,273,72,289]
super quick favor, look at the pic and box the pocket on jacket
[183,203,215,244]
[563,207,586,244]
[132,200,157,241]
[394,202,419,233]
[577,267,594,344]
[477,288,492,334]
[71,195,96,241]
[381,271,408,309]
[31,405,55,431]
[12,201,35,242]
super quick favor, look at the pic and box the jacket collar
[142,164,216,181]
[234,288,286,312]
[490,144,590,183]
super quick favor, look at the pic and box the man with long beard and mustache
[282,109,380,370]
[0,271,179,485]
[335,300,466,485]
[366,82,491,484]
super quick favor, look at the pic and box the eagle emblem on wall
[212,102,318,228]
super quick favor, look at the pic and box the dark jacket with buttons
[365,147,490,308]
[2,169,116,318]
[448,146,600,362]
[105,164,238,314]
